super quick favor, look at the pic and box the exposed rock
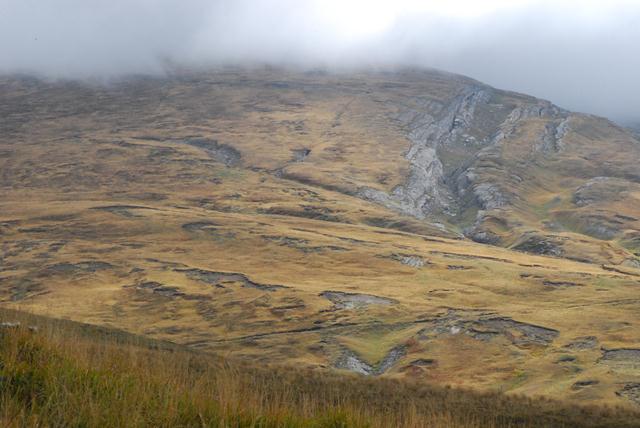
[467,329,502,342]
[48,241,66,253]
[418,310,559,347]
[182,221,225,233]
[182,222,236,240]
[476,317,559,347]
[520,273,544,279]
[572,380,599,390]
[417,310,478,339]
[258,205,343,223]
[45,261,113,274]
[582,221,620,240]
[377,345,408,374]
[617,383,640,405]
[360,90,573,257]
[555,117,571,147]
[464,211,506,245]
[564,336,598,350]
[320,291,397,310]
[407,358,436,367]
[512,234,564,257]
[360,87,492,218]
[557,211,627,241]
[623,258,640,269]
[178,268,288,292]
[135,281,185,298]
[291,148,311,162]
[507,101,565,122]
[335,349,373,375]
[600,348,640,369]
[447,265,471,270]
[390,253,427,268]
[183,139,241,167]
[572,177,629,207]
[543,280,582,288]
[182,221,219,232]
[466,228,502,245]
[262,235,347,253]
[393,146,450,216]
[557,355,577,363]
[334,345,407,376]
[472,183,509,210]
[539,117,571,153]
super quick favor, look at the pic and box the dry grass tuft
[0,309,638,428]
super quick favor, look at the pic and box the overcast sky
[1,0,639,123]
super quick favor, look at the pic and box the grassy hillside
[1,309,639,428]
[1,68,640,408]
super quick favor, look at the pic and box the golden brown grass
[0,309,639,428]
[2,68,640,409]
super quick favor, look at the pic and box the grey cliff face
[359,86,492,219]
[358,80,575,247]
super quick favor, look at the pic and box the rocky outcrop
[178,268,288,292]
[459,103,570,242]
[291,148,311,162]
[377,345,408,373]
[334,349,373,375]
[476,317,559,346]
[571,380,599,390]
[572,177,629,207]
[359,84,576,257]
[407,359,436,367]
[512,234,564,257]
[44,261,113,274]
[417,309,559,347]
[183,139,241,167]
[483,100,564,150]
[359,86,492,218]
[135,281,185,298]
[262,235,347,253]
[600,348,640,368]
[538,115,571,154]
[387,253,427,268]
[334,345,407,376]
[320,291,397,310]
[471,183,509,211]
[564,336,598,350]
[617,383,640,405]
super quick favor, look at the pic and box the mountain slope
[1,67,640,408]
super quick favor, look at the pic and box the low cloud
[1,0,639,121]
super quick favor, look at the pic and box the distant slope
[1,308,639,428]
[626,122,640,139]
[1,68,640,408]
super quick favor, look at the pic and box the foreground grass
[0,310,638,427]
